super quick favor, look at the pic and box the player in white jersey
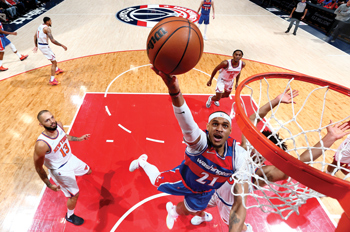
[33,17,67,86]
[327,134,350,176]
[34,110,91,226]
[206,50,246,108]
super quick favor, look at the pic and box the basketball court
[0,0,350,231]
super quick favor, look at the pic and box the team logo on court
[116,5,199,28]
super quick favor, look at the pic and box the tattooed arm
[229,182,248,232]
[57,121,90,142]
[44,27,67,50]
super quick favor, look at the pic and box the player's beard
[44,124,57,132]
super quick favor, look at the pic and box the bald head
[37,110,50,122]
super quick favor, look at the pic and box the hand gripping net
[231,74,350,220]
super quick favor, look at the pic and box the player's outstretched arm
[57,121,90,141]
[234,62,245,90]
[0,29,16,36]
[249,89,299,125]
[197,1,204,13]
[229,182,248,232]
[300,120,350,163]
[33,33,38,52]
[151,66,202,145]
[212,1,215,19]
[33,142,61,191]
[45,27,67,51]
[207,60,228,86]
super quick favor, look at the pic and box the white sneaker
[244,223,253,232]
[206,96,212,108]
[191,212,213,225]
[129,154,148,172]
[166,202,178,229]
[213,101,220,107]
[203,35,208,41]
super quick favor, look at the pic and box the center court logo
[116,5,199,28]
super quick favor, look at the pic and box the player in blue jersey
[0,22,28,71]
[197,0,215,40]
[129,66,249,231]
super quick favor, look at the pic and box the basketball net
[231,76,350,220]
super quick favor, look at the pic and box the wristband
[169,90,181,97]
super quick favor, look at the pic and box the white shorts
[334,135,350,165]
[215,77,234,93]
[209,192,231,225]
[49,154,90,197]
[38,44,56,61]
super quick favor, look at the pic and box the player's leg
[8,43,28,60]
[49,60,59,85]
[129,154,160,185]
[222,90,232,99]
[207,78,224,108]
[293,19,300,35]
[203,15,210,40]
[0,51,7,71]
[191,192,219,225]
[285,18,296,33]
[197,15,204,29]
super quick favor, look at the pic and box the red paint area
[29,93,335,232]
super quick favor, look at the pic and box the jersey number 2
[196,172,219,186]
[59,143,70,157]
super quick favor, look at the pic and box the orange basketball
[147,17,204,75]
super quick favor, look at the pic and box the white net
[231,77,350,220]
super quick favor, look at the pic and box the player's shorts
[155,165,215,212]
[198,14,210,25]
[216,77,234,93]
[334,135,350,166]
[38,44,56,61]
[49,154,90,198]
[208,192,231,225]
[0,36,11,51]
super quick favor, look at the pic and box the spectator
[1,0,17,19]
[7,0,25,15]
[325,0,338,9]
[324,0,350,42]
[323,0,333,6]
[285,0,308,35]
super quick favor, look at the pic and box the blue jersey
[201,0,212,15]
[0,23,5,38]
[179,132,238,193]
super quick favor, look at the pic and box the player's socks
[166,202,179,229]
[191,212,213,225]
[67,208,74,218]
[244,223,253,232]
[139,159,160,185]
[129,154,148,172]
[15,52,21,58]
[50,76,55,82]
[203,25,208,40]
[214,101,220,107]
[206,96,213,108]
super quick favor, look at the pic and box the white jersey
[37,24,49,45]
[335,134,350,164]
[37,125,72,169]
[218,60,243,82]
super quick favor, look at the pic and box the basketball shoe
[55,68,64,74]
[213,101,220,107]
[20,54,28,61]
[0,66,8,71]
[206,96,213,108]
[191,212,213,225]
[166,202,178,229]
[49,79,60,85]
[129,154,148,172]
[65,213,84,226]
[245,223,253,232]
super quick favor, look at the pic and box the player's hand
[49,184,61,192]
[276,89,299,104]
[235,84,238,90]
[62,45,67,51]
[207,80,212,86]
[79,134,90,141]
[33,47,38,53]
[213,15,215,19]
[289,15,292,18]
[301,16,305,20]
[151,65,180,94]
[12,32,17,36]
[326,120,350,141]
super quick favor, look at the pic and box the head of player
[37,110,57,132]
[206,111,232,149]
[43,17,52,27]
[232,49,243,63]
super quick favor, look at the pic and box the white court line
[104,64,152,97]
[106,140,114,143]
[63,125,70,128]
[110,193,169,232]
[330,214,341,219]
[229,95,232,100]
[146,137,165,143]
[105,106,111,116]
[118,124,131,133]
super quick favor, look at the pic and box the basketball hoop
[233,72,350,231]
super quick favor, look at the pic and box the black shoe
[65,214,84,226]
[293,32,296,35]
[285,30,290,33]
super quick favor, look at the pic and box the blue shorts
[155,166,215,212]
[0,36,11,51]
[198,14,210,25]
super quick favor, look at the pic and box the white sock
[15,52,21,58]
[9,43,17,53]
[170,204,179,217]
[0,60,2,66]
[67,208,74,218]
[198,23,201,29]
[139,160,160,185]
[50,76,55,82]
[204,25,208,36]
[56,67,58,71]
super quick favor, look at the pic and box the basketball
[146,17,204,75]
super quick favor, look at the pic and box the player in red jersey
[129,66,250,231]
